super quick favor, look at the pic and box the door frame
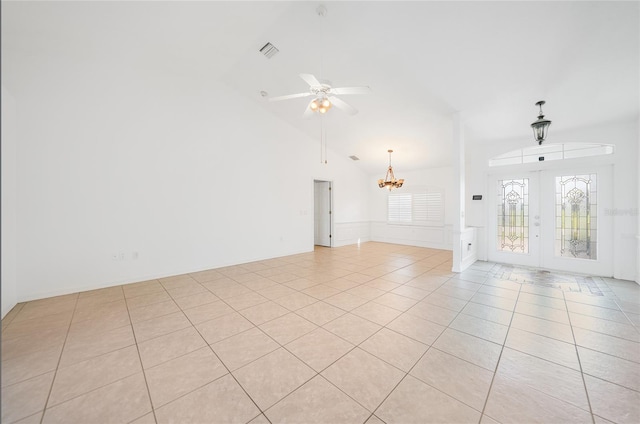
[313,179,333,247]
[486,159,614,276]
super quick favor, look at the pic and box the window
[388,188,444,226]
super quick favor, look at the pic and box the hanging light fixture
[378,150,405,190]
[531,100,552,145]
[310,96,332,114]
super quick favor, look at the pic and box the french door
[488,166,613,276]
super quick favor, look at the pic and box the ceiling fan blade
[299,73,321,87]
[268,92,313,102]
[330,86,371,95]
[329,96,358,115]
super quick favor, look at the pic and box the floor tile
[567,301,630,324]
[351,302,402,326]
[450,313,509,345]
[154,374,260,424]
[461,302,513,325]
[514,301,570,325]
[257,284,297,300]
[265,375,370,424]
[182,300,234,325]
[484,374,592,424]
[60,325,135,367]
[145,346,227,408]
[324,292,370,311]
[49,345,141,406]
[570,313,640,342]
[125,291,171,310]
[138,326,206,369]
[296,302,346,326]
[225,292,269,311]
[405,301,459,326]
[433,328,502,371]
[510,313,574,343]
[321,348,404,411]
[373,293,418,311]
[42,373,152,424]
[386,313,445,345]
[376,375,481,423]
[360,328,427,371]
[1,372,54,423]
[411,347,493,411]
[578,346,640,391]
[584,374,640,424]
[573,327,640,363]
[239,301,290,326]
[234,348,315,410]
[274,292,319,311]
[195,312,254,345]
[259,313,317,345]
[1,344,62,387]
[322,313,382,345]
[496,347,590,411]
[172,291,219,310]
[132,311,192,342]
[128,300,180,324]
[505,327,580,370]
[421,292,468,312]
[212,327,279,370]
[517,292,567,310]
[286,328,354,372]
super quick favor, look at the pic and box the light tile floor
[2,242,639,423]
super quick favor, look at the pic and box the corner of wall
[1,84,19,318]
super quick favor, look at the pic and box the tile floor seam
[478,281,522,423]
[564,291,599,424]
[38,294,79,424]
[124,295,159,424]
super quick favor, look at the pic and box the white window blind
[388,188,444,226]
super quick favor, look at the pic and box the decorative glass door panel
[497,179,529,253]
[555,174,597,260]
[489,166,612,276]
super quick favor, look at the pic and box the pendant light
[531,100,552,145]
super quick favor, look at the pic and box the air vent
[349,155,360,161]
[259,42,279,59]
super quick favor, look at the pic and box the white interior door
[314,180,332,247]
[488,165,613,276]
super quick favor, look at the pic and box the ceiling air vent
[349,155,360,161]
[259,42,279,59]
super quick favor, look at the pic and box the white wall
[466,119,638,281]
[369,166,455,250]
[2,85,19,318]
[9,70,370,302]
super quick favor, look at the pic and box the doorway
[314,180,332,247]
[487,165,613,276]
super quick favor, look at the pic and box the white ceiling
[2,1,638,174]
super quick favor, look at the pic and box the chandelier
[531,100,552,145]
[378,150,404,190]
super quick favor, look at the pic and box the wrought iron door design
[556,174,597,259]
[497,178,529,253]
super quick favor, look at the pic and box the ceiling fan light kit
[531,100,552,145]
[378,150,405,191]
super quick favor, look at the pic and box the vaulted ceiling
[3,1,638,174]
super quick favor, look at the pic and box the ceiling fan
[269,73,370,116]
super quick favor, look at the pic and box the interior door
[488,165,613,276]
[314,180,332,247]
